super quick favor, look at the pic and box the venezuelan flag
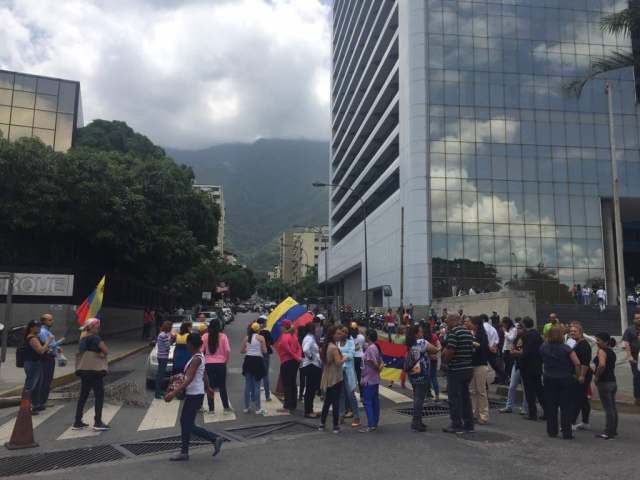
[266,297,308,341]
[76,275,106,326]
[377,339,407,383]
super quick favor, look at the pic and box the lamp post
[312,181,369,317]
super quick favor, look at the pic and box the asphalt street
[0,312,638,479]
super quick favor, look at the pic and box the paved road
[1,312,639,479]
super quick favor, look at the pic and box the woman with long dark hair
[593,332,618,439]
[468,316,490,424]
[240,322,267,415]
[201,319,231,414]
[319,326,346,433]
[22,320,50,414]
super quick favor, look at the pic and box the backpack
[403,343,430,380]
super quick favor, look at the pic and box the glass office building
[0,69,83,152]
[323,0,640,310]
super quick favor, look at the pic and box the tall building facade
[281,227,329,284]
[0,69,83,152]
[323,0,640,314]
[194,184,225,254]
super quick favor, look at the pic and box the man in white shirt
[483,314,505,384]
[596,287,607,312]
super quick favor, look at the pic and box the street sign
[201,291,212,300]
[0,273,74,297]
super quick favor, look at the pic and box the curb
[0,343,151,401]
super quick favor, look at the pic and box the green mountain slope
[166,139,329,273]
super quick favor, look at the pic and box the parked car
[145,321,206,389]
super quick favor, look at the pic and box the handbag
[168,373,186,400]
[75,350,108,374]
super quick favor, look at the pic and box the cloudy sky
[0,0,331,149]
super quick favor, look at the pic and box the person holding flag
[76,276,106,327]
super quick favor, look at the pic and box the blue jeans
[262,355,271,400]
[244,374,261,410]
[180,394,219,454]
[506,365,529,412]
[428,359,440,398]
[24,360,42,401]
[339,381,360,419]
[362,384,380,428]
[155,358,168,397]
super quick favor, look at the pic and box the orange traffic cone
[4,389,38,450]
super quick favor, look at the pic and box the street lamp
[312,181,369,317]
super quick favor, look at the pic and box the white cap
[316,314,326,321]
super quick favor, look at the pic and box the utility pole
[605,81,628,333]
[0,272,15,371]
[400,207,405,309]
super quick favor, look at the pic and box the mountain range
[166,139,329,274]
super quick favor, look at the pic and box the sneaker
[223,408,234,415]
[265,397,272,402]
[442,426,464,434]
[318,424,326,431]
[93,422,111,431]
[577,423,590,431]
[332,428,340,434]
[72,421,89,430]
[255,409,267,416]
[344,411,354,419]
[243,408,251,414]
[595,433,612,440]
[169,453,189,461]
[212,437,223,457]
[499,407,512,414]
[358,427,374,433]
[351,419,361,427]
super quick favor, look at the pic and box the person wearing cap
[73,318,110,431]
[593,332,618,439]
[240,322,267,415]
[257,315,273,401]
[275,319,302,413]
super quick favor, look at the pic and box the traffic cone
[4,389,38,450]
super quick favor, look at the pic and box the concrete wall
[431,290,537,326]
[0,303,143,343]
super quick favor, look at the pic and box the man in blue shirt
[34,313,64,412]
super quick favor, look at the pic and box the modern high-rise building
[321,0,640,327]
[281,226,329,285]
[0,69,83,152]
[194,184,225,254]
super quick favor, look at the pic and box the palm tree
[566,1,640,97]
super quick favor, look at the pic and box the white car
[145,321,207,389]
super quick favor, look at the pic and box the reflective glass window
[569,196,586,226]
[462,191,478,222]
[11,107,34,127]
[431,190,446,221]
[57,82,77,114]
[432,233,447,259]
[12,91,35,109]
[0,89,12,106]
[34,110,56,130]
[447,190,462,221]
[35,94,58,111]
[0,72,14,89]
[479,236,495,265]
[13,74,36,92]
[554,195,570,225]
[0,105,9,124]
[8,125,31,140]
[54,113,74,151]
[447,234,463,260]
[0,124,7,139]
[37,78,59,95]
[494,237,510,265]
[464,235,479,261]
[33,128,54,147]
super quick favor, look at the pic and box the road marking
[137,398,180,431]
[259,392,289,416]
[202,392,236,423]
[378,385,412,403]
[0,405,64,444]
[58,403,121,439]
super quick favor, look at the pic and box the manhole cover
[396,401,451,418]
[225,421,316,440]
[459,431,512,443]
[0,445,124,477]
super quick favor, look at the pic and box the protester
[202,319,232,414]
[164,333,223,461]
[173,321,192,375]
[384,308,396,339]
[569,322,592,431]
[319,326,346,433]
[350,322,365,397]
[35,313,64,411]
[405,324,438,431]
[155,321,173,399]
[298,320,307,402]
[275,320,302,413]
[482,314,505,384]
[301,322,322,418]
[543,313,560,340]
[540,326,582,439]
[500,322,529,415]
[389,325,407,388]
[621,313,640,406]
[593,332,618,439]
[240,322,267,415]
[424,322,442,401]
[337,325,360,427]
[442,313,474,433]
[257,316,273,402]
[73,318,110,431]
[359,329,382,433]
[22,320,50,414]
[501,317,516,384]
[519,317,546,421]
[469,316,490,425]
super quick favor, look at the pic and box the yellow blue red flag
[76,275,106,326]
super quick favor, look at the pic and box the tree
[506,265,574,304]
[566,1,640,96]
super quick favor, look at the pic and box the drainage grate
[120,435,224,456]
[225,421,316,440]
[0,445,124,477]
[396,399,504,418]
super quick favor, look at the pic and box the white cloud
[0,0,331,148]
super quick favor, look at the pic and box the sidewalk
[0,334,150,398]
